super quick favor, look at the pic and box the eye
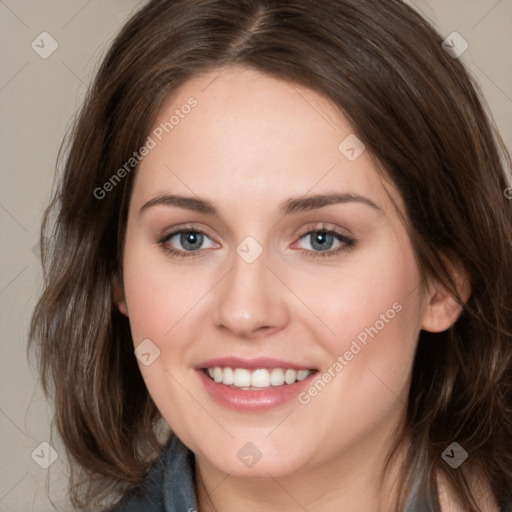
[293,224,356,259]
[157,223,356,260]
[158,227,217,259]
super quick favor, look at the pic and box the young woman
[28,0,512,511]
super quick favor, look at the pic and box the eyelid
[158,222,350,244]
[294,221,353,238]
[290,222,356,258]
[159,223,219,244]
[157,221,356,259]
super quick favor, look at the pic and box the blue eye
[159,229,216,259]
[300,231,341,251]
[157,225,356,260]
[295,229,356,259]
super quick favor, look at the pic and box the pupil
[312,232,333,251]
[181,231,202,250]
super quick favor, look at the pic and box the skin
[114,66,471,511]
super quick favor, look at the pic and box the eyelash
[157,223,356,260]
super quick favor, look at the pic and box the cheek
[120,243,207,418]
[291,238,424,412]
[286,237,423,358]
[121,238,211,343]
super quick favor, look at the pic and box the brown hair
[28,0,512,510]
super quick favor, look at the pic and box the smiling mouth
[203,367,317,390]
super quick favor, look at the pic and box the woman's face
[117,66,439,479]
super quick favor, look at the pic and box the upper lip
[196,357,316,371]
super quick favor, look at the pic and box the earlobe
[420,261,471,333]
[112,272,129,316]
[421,286,463,333]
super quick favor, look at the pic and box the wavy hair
[28,0,512,510]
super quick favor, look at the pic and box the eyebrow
[139,192,383,216]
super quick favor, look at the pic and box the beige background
[1,1,511,510]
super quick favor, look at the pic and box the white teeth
[251,369,270,388]
[296,369,310,381]
[270,368,285,386]
[223,367,234,385]
[205,367,313,389]
[233,368,251,387]
[284,369,297,384]
[213,367,223,383]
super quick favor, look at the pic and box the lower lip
[197,369,317,412]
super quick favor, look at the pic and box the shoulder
[106,462,167,511]
[106,434,198,512]
[106,436,174,512]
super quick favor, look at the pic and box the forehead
[132,66,402,219]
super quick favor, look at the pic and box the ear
[420,258,471,333]
[112,271,128,316]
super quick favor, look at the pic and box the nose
[212,244,290,339]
